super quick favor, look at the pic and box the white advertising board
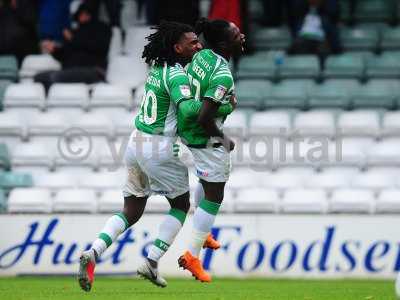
[0,214,399,278]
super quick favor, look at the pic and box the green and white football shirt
[135,63,193,136]
[178,49,235,146]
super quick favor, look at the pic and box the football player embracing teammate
[177,18,245,283]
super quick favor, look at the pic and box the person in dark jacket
[0,0,39,64]
[35,3,111,91]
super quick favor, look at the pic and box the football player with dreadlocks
[77,21,235,291]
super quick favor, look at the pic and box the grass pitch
[0,277,396,300]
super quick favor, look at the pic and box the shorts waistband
[188,143,223,149]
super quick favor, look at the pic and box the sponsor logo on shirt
[214,85,227,100]
[196,169,209,177]
[180,85,191,97]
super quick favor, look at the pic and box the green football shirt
[135,63,192,136]
[178,49,235,146]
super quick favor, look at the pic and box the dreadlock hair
[195,18,231,50]
[142,21,194,67]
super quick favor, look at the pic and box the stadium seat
[0,111,26,138]
[107,55,148,89]
[351,170,396,190]
[341,27,379,51]
[0,80,11,110]
[381,27,400,50]
[90,84,133,110]
[98,189,124,212]
[0,55,18,81]
[47,83,89,109]
[7,188,52,213]
[366,52,400,79]
[113,110,137,136]
[354,0,395,23]
[308,80,357,109]
[12,142,54,168]
[382,111,400,137]
[34,171,77,190]
[304,169,354,189]
[226,168,266,190]
[234,188,279,213]
[366,139,400,167]
[0,189,6,212]
[293,110,336,137]
[78,171,124,191]
[144,194,170,213]
[330,189,375,213]
[324,138,373,167]
[351,80,397,109]
[323,53,365,79]
[253,27,291,50]
[262,169,305,190]
[264,80,310,109]
[72,112,114,137]
[19,54,61,79]
[53,189,97,213]
[0,143,10,171]
[281,189,328,214]
[236,52,277,80]
[248,110,292,137]
[223,110,248,137]
[3,83,46,110]
[27,112,70,137]
[337,110,381,137]
[279,55,320,79]
[376,189,400,213]
[235,80,270,109]
[0,172,33,191]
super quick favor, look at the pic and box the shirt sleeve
[168,70,193,105]
[203,68,234,104]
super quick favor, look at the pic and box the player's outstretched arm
[197,98,235,152]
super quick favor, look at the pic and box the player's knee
[168,192,190,213]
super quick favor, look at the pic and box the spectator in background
[85,0,122,27]
[288,0,341,65]
[0,0,39,64]
[143,0,199,26]
[35,3,111,91]
[38,0,73,43]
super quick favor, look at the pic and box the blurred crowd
[0,0,375,85]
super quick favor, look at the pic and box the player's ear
[174,43,183,54]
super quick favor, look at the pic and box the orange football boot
[178,251,211,282]
[203,233,221,250]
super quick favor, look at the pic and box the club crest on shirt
[180,85,191,97]
[214,85,227,100]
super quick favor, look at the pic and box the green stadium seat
[0,172,33,192]
[279,55,320,79]
[235,80,270,110]
[366,52,400,78]
[351,80,397,109]
[0,144,10,171]
[0,55,18,81]
[0,80,11,111]
[253,27,291,50]
[0,189,6,213]
[308,80,357,109]
[236,52,277,80]
[355,0,395,23]
[341,27,379,51]
[323,53,365,79]
[381,27,400,50]
[264,80,312,109]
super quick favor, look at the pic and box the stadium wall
[0,214,399,278]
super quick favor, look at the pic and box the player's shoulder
[168,63,187,79]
